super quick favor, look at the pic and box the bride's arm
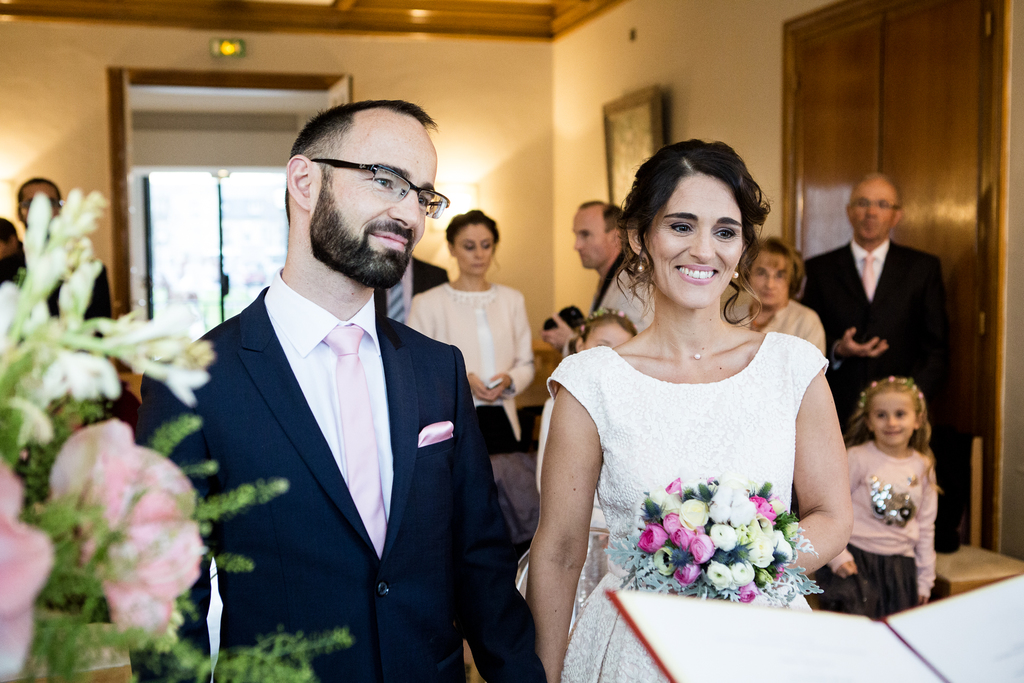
[526,386,603,683]
[792,371,853,572]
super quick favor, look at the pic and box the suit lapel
[870,242,904,310]
[377,315,418,566]
[237,293,377,556]
[837,244,870,305]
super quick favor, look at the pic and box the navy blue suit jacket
[801,241,949,426]
[135,291,544,683]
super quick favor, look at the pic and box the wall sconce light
[210,38,246,58]
[428,182,478,231]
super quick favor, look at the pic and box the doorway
[783,0,1006,546]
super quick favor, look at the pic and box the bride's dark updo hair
[619,139,769,323]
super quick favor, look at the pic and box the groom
[135,100,545,682]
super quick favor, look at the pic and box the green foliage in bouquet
[0,192,349,682]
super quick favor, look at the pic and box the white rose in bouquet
[649,487,682,517]
[709,524,737,551]
[707,561,733,589]
[679,499,709,530]
[730,561,755,587]
[748,534,776,568]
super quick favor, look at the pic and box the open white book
[608,574,1024,683]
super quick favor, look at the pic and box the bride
[527,140,853,682]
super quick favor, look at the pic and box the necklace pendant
[694,353,701,360]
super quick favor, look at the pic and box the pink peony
[638,523,669,553]
[662,513,682,537]
[738,581,760,603]
[670,525,695,551]
[751,496,776,522]
[689,532,716,564]
[674,563,701,586]
[49,420,203,634]
[665,478,682,495]
[0,462,54,678]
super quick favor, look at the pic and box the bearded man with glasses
[802,173,949,426]
[136,100,545,683]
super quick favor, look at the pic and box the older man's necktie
[862,253,876,302]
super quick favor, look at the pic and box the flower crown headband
[857,375,925,409]
[578,308,627,334]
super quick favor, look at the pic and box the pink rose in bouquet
[689,532,715,564]
[750,495,777,522]
[662,513,682,536]
[669,525,695,551]
[738,581,760,603]
[665,478,683,495]
[674,563,701,586]
[0,463,55,677]
[637,523,668,553]
[49,420,203,634]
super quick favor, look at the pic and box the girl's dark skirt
[816,544,918,618]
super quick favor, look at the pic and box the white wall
[550,0,833,313]
[0,21,554,332]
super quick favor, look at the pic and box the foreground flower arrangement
[608,473,821,605]
[0,192,348,681]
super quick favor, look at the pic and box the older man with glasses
[802,173,949,426]
[135,100,546,683]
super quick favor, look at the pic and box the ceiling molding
[0,0,628,41]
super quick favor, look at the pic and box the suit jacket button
[376,581,389,597]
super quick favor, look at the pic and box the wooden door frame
[782,0,1007,548]
[106,68,349,317]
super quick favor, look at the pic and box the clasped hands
[835,327,889,358]
[468,372,512,402]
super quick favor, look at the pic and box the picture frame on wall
[603,86,664,207]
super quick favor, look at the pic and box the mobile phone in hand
[485,377,503,390]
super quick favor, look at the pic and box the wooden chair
[932,437,1024,598]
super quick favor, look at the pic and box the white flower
[58,261,102,321]
[747,534,776,568]
[773,530,793,562]
[730,561,755,586]
[707,561,733,589]
[142,364,208,408]
[649,487,682,517]
[709,524,738,551]
[113,305,195,347]
[653,546,675,576]
[679,499,709,530]
[718,472,752,493]
[23,193,53,260]
[0,282,19,349]
[42,352,121,403]
[25,247,67,300]
[708,486,736,524]
[729,497,757,527]
[10,396,54,445]
[770,498,786,516]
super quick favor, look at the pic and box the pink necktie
[862,253,876,302]
[324,325,387,557]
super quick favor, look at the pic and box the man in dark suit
[135,100,545,683]
[802,173,949,426]
[373,256,448,323]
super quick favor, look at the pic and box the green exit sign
[210,38,246,58]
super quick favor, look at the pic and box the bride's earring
[733,271,739,279]
[637,260,646,273]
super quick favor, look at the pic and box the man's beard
[309,183,413,289]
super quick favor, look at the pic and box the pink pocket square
[418,421,454,447]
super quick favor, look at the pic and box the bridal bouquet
[607,473,821,605]
[1,191,348,682]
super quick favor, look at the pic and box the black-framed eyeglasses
[850,198,899,211]
[18,197,63,212]
[311,158,450,220]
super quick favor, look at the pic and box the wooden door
[784,0,1006,545]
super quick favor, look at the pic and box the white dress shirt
[264,271,394,517]
[850,238,890,295]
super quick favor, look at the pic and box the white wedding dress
[547,332,827,683]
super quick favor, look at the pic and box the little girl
[818,376,939,618]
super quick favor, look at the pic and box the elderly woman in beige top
[737,236,826,354]
[408,210,534,454]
